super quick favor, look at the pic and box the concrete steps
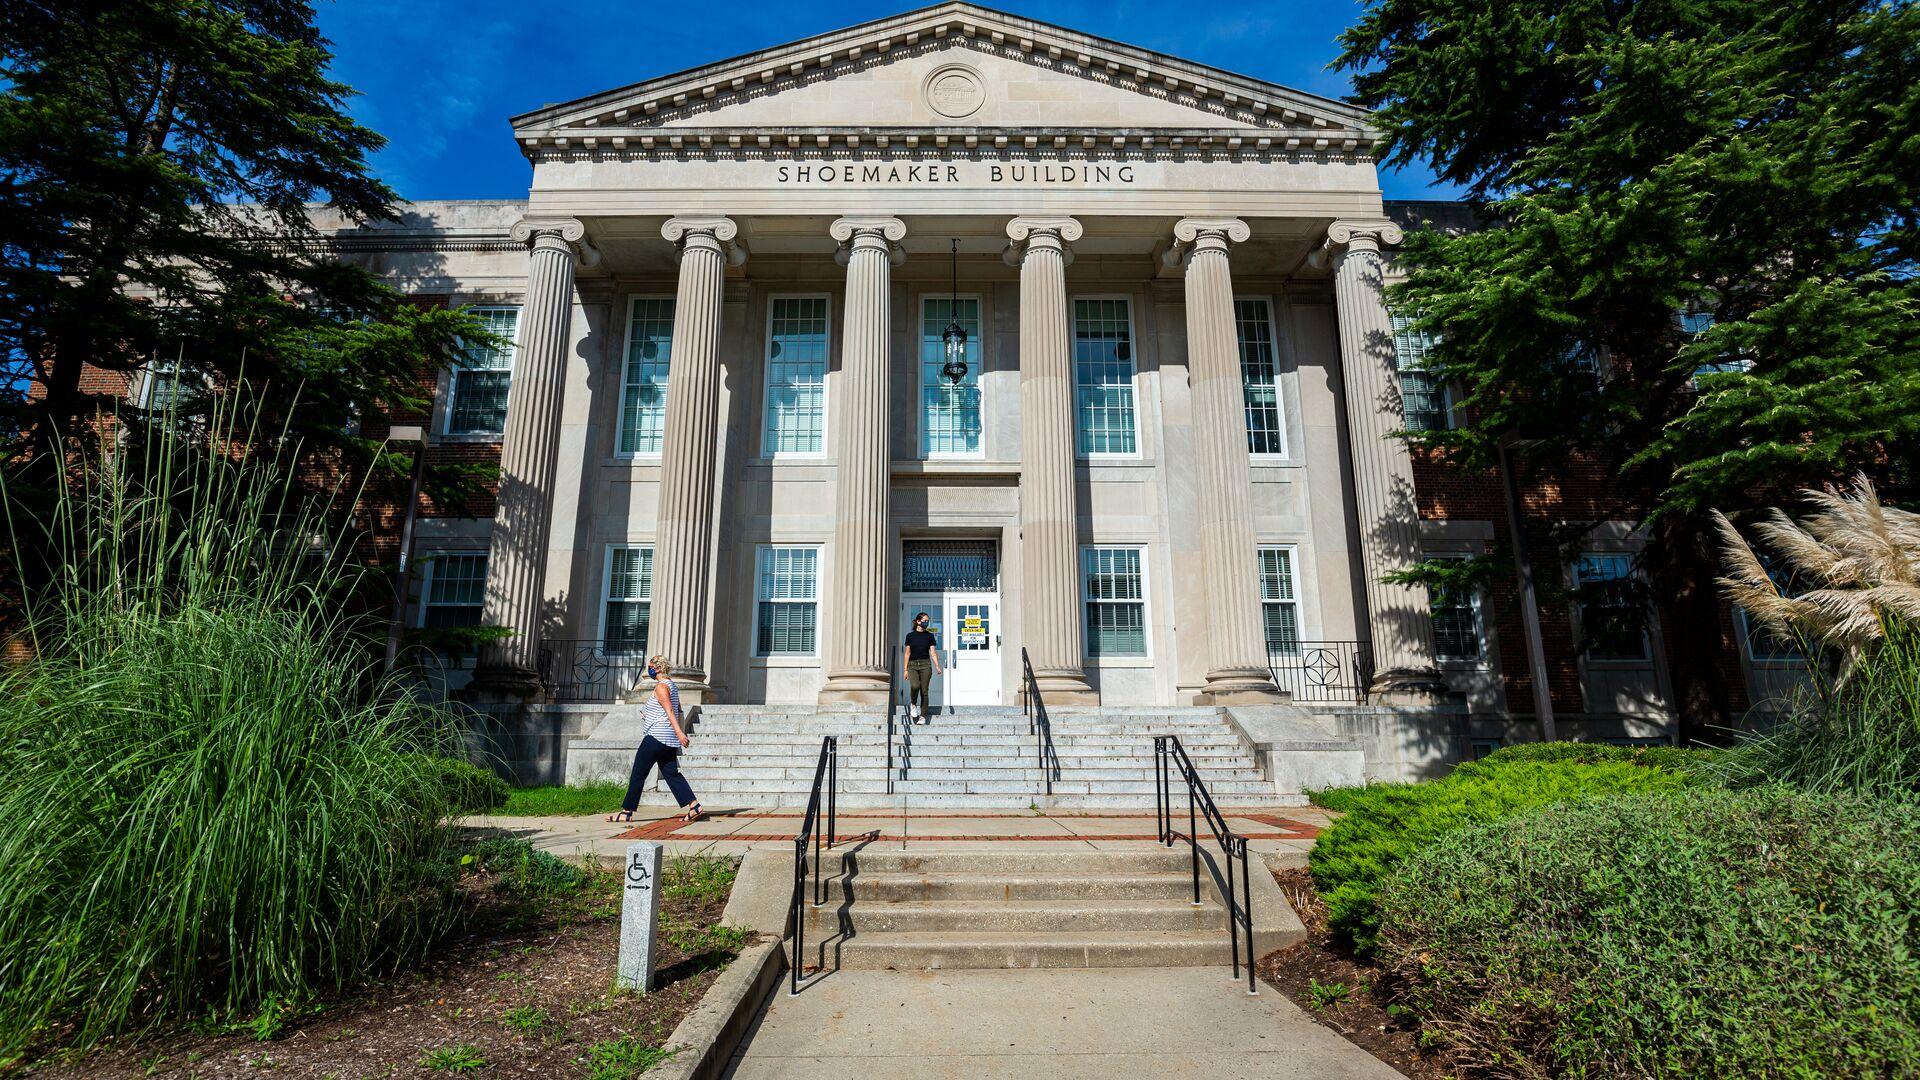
[783,847,1300,973]
[571,703,1301,807]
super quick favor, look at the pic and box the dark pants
[622,735,696,812]
[907,659,934,715]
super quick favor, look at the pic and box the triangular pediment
[511,2,1374,149]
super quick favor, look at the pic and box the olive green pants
[906,659,934,715]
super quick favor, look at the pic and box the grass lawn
[499,783,625,817]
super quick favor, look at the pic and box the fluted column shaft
[1175,219,1284,702]
[1008,217,1096,701]
[1325,220,1442,691]
[646,217,742,696]
[474,220,586,687]
[818,217,905,703]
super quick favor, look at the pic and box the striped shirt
[641,678,683,747]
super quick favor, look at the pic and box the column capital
[1002,216,1082,266]
[1163,216,1250,268]
[829,216,906,266]
[1308,218,1405,268]
[511,217,600,267]
[662,215,748,266]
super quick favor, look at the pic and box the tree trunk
[1650,513,1735,747]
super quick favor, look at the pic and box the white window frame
[1571,551,1653,663]
[598,544,654,655]
[1257,544,1302,658]
[616,295,675,459]
[1389,310,1454,433]
[761,294,832,460]
[1080,544,1151,660]
[416,550,489,629]
[754,544,822,657]
[1424,550,1488,666]
[1070,295,1143,460]
[1237,296,1289,460]
[917,292,987,460]
[442,305,520,438]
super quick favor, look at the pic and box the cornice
[515,126,1375,165]
[323,231,521,254]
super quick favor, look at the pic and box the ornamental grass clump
[1377,787,1920,1078]
[0,397,466,1058]
[1714,477,1920,797]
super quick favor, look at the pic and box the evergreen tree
[0,1,489,527]
[1339,0,1920,740]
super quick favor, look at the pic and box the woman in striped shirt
[607,655,703,824]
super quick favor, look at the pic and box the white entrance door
[898,592,1001,710]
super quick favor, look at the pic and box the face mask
[646,667,657,679]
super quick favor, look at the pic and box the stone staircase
[786,845,1301,972]
[569,704,1302,808]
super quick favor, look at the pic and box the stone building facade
[190,4,1803,780]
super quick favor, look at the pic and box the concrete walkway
[721,967,1402,1079]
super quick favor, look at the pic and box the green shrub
[500,782,626,816]
[422,755,512,814]
[1308,758,1694,953]
[1377,787,1920,1078]
[0,400,465,1056]
[1477,740,1720,775]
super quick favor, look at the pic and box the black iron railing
[1268,640,1374,704]
[1019,648,1057,796]
[536,639,651,702]
[787,735,838,996]
[1155,734,1256,994]
[885,645,906,793]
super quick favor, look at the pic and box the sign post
[617,841,663,992]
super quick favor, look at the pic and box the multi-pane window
[603,546,653,654]
[1679,308,1748,378]
[1738,556,1803,661]
[141,361,197,416]
[619,298,675,455]
[921,296,983,456]
[1258,547,1301,656]
[755,546,819,655]
[1237,299,1285,455]
[1426,553,1483,662]
[1073,298,1137,455]
[1389,311,1449,432]
[448,306,519,436]
[764,297,829,455]
[422,553,487,628]
[1082,546,1147,657]
[1573,553,1650,661]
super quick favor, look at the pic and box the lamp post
[383,424,428,679]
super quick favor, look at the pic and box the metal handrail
[1154,734,1256,994]
[787,735,838,996]
[1021,645,1067,791]
[1019,648,1057,796]
[885,646,897,795]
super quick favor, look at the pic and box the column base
[620,673,715,706]
[1367,667,1452,707]
[818,669,891,706]
[1033,670,1098,704]
[1200,667,1289,705]
[464,664,545,699]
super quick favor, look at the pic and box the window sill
[750,655,821,668]
[1084,656,1153,668]
[891,459,1019,478]
[434,433,505,446]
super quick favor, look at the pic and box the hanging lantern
[941,238,969,385]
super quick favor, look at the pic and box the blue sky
[315,0,1463,202]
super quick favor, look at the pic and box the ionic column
[646,217,746,700]
[1319,219,1444,695]
[818,217,906,704]
[473,218,595,690]
[1006,217,1095,702]
[1169,218,1284,702]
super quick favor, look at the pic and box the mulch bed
[27,859,753,1079]
[1257,867,1453,1080]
